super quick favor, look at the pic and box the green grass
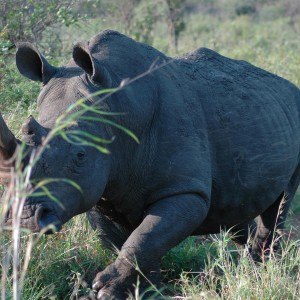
[164,235,300,299]
[3,224,300,299]
[2,216,114,299]
[1,0,300,299]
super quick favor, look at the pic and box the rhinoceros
[1,29,300,299]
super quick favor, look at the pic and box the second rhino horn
[22,116,47,146]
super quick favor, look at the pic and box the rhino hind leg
[251,163,300,261]
[251,186,299,261]
[250,192,288,261]
[87,205,131,251]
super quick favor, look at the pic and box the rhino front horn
[22,115,47,146]
[0,113,18,161]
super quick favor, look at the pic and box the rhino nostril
[35,206,61,234]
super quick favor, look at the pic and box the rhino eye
[73,150,86,166]
[77,151,85,160]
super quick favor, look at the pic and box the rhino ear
[16,42,57,83]
[72,42,112,88]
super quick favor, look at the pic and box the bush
[236,5,257,16]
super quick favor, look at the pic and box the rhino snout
[5,204,62,234]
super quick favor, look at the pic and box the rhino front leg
[92,193,209,300]
[87,204,132,251]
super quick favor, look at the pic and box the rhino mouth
[5,204,62,234]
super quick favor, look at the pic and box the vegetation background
[1,0,300,299]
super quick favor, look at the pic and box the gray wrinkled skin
[1,30,300,299]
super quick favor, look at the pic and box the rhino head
[0,41,118,233]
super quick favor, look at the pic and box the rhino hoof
[78,296,96,300]
[97,291,111,300]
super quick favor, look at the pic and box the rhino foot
[91,259,160,300]
[92,262,133,300]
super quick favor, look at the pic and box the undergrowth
[2,224,300,299]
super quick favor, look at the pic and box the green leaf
[66,130,114,144]
[80,116,140,144]
[33,178,82,193]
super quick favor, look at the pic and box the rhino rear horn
[0,113,18,161]
[72,42,112,88]
[22,115,47,146]
[16,43,57,84]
